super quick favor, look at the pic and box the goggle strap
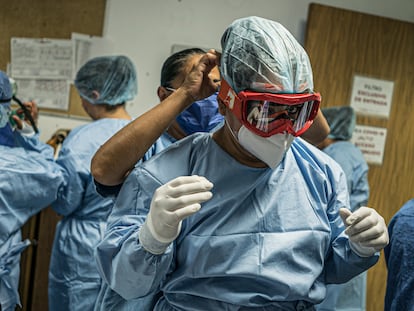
[218,80,244,121]
[218,80,237,109]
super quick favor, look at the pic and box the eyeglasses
[164,87,177,93]
[218,79,321,137]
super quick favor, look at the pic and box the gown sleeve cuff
[139,222,171,255]
[349,240,378,257]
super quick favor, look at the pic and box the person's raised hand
[13,101,39,135]
[180,49,221,101]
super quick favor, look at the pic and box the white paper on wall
[351,124,387,165]
[10,37,75,80]
[71,33,115,79]
[13,79,70,111]
[350,75,394,118]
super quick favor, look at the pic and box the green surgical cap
[220,16,313,94]
[322,106,356,140]
[74,55,137,105]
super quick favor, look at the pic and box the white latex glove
[339,207,389,257]
[139,175,213,254]
[16,120,36,136]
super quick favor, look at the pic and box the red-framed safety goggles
[218,79,321,137]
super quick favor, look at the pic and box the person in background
[47,55,137,311]
[0,71,64,311]
[315,106,370,311]
[384,199,414,311]
[95,16,388,310]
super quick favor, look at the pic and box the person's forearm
[91,89,193,186]
[301,109,330,145]
[91,50,219,186]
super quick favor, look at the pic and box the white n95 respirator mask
[237,125,294,169]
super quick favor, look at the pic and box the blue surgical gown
[316,141,369,311]
[93,132,175,311]
[384,199,414,311]
[96,133,379,310]
[0,144,63,311]
[13,130,55,155]
[48,118,132,311]
[322,141,369,213]
[0,232,30,311]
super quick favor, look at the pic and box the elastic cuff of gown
[139,223,171,255]
[349,241,377,257]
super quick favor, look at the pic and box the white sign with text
[351,125,387,165]
[350,75,394,118]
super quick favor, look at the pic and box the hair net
[0,71,15,146]
[0,70,12,127]
[220,16,313,94]
[322,106,356,140]
[74,55,137,105]
[0,71,12,105]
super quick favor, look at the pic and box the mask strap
[224,119,240,143]
[283,132,290,150]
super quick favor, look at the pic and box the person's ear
[157,86,170,101]
[92,90,100,100]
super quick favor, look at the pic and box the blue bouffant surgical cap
[0,71,12,105]
[74,55,137,105]
[0,70,12,126]
[0,71,15,147]
[220,16,313,94]
[322,106,356,141]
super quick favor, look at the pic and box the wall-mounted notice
[350,75,394,118]
[10,37,74,80]
[71,33,115,79]
[351,125,387,165]
[10,34,114,111]
[14,79,70,110]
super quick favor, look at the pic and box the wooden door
[305,3,414,311]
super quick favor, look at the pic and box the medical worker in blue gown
[384,199,414,311]
[95,16,389,310]
[47,56,139,311]
[315,106,370,311]
[91,48,329,311]
[91,48,224,310]
[0,71,64,311]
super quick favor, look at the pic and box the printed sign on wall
[350,75,394,118]
[351,125,387,165]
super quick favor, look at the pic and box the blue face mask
[176,92,224,135]
[0,124,16,147]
